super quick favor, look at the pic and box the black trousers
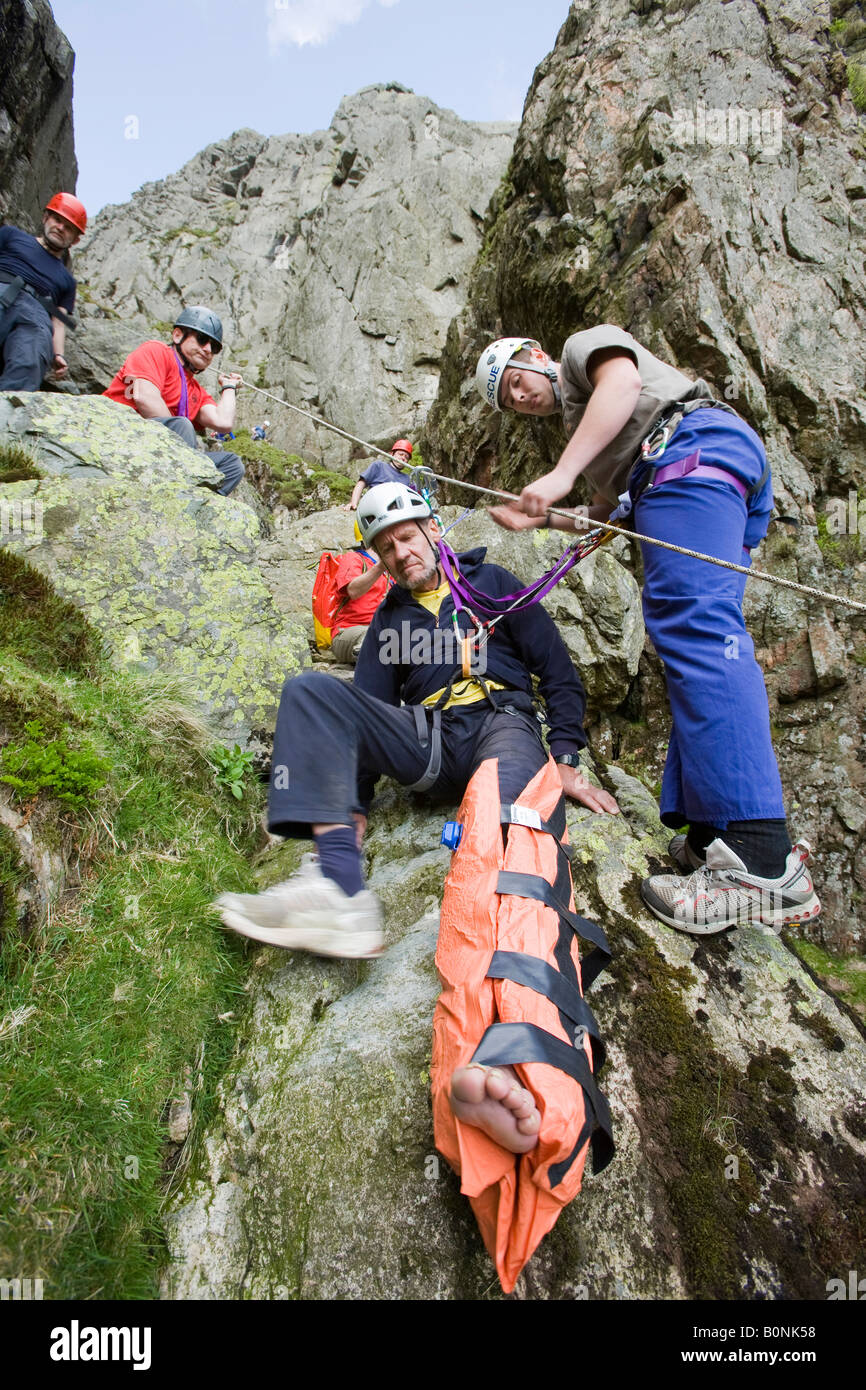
[268,671,548,838]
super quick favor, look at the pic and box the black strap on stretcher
[496,870,611,989]
[500,798,572,867]
[466,800,616,1180]
[471,1020,615,1177]
[486,950,606,1071]
[500,799,566,839]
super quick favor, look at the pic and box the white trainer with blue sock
[215,853,384,958]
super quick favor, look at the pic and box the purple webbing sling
[437,538,586,621]
[172,350,191,420]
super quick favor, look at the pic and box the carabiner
[641,424,670,461]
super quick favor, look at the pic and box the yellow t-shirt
[412,581,506,710]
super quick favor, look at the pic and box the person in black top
[215,481,618,1156]
[0,192,86,391]
[215,480,618,954]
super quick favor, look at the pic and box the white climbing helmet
[356,482,432,547]
[475,336,560,412]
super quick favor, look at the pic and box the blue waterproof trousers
[631,409,786,830]
[0,293,54,390]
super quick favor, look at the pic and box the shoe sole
[218,905,384,959]
[640,882,822,936]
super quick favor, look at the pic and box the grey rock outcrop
[163,771,866,1300]
[423,0,866,950]
[0,393,308,739]
[68,87,515,468]
[0,0,77,229]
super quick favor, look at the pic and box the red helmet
[44,192,87,233]
[391,439,413,457]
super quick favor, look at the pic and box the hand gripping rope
[224,375,866,615]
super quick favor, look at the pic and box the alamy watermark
[824,491,865,536]
[672,103,784,157]
[0,1276,44,1300]
[0,498,43,541]
[826,1269,866,1299]
[378,621,488,674]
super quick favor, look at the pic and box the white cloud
[268,0,401,50]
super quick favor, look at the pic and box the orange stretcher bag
[432,755,614,1293]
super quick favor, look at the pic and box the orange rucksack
[311,549,377,649]
[312,551,342,649]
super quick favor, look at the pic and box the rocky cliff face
[68,86,515,468]
[3,385,864,1303]
[424,0,866,951]
[4,0,865,1304]
[0,0,77,229]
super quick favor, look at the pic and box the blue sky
[52,0,571,216]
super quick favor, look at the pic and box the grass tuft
[0,444,43,484]
[0,559,264,1298]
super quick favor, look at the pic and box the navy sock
[719,819,791,878]
[685,822,720,856]
[313,826,365,898]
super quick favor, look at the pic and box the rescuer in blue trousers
[478,326,821,936]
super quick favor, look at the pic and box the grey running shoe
[668,834,707,871]
[214,854,384,958]
[641,839,821,936]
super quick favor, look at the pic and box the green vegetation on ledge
[789,938,866,1021]
[230,428,353,512]
[0,550,263,1298]
[0,443,43,484]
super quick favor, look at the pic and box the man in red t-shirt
[330,529,390,663]
[104,305,245,494]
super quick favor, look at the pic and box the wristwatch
[555,753,583,768]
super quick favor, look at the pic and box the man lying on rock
[215,481,619,1153]
[103,305,245,495]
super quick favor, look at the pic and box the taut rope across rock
[229,375,866,615]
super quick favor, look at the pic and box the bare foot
[450,1064,541,1154]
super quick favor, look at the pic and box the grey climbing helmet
[174,305,223,351]
[356,482,432,547]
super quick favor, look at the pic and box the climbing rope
[225,375,866,615]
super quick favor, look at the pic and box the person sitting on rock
[103,306,245,495]
[215,481,619,1154]
[252,420,270,441]
[329,519,391,664]
[0,193,86,392]
[476,329,821,936]
[345,438,417,511]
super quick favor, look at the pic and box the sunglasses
[189,331,221,354]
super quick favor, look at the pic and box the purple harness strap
[437,538,588,621]
[172,349,191,420]
[651,449,748,502]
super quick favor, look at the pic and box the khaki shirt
[559,325,712,502]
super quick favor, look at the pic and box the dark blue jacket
[354,546,588,757]
[0,226,76,310]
